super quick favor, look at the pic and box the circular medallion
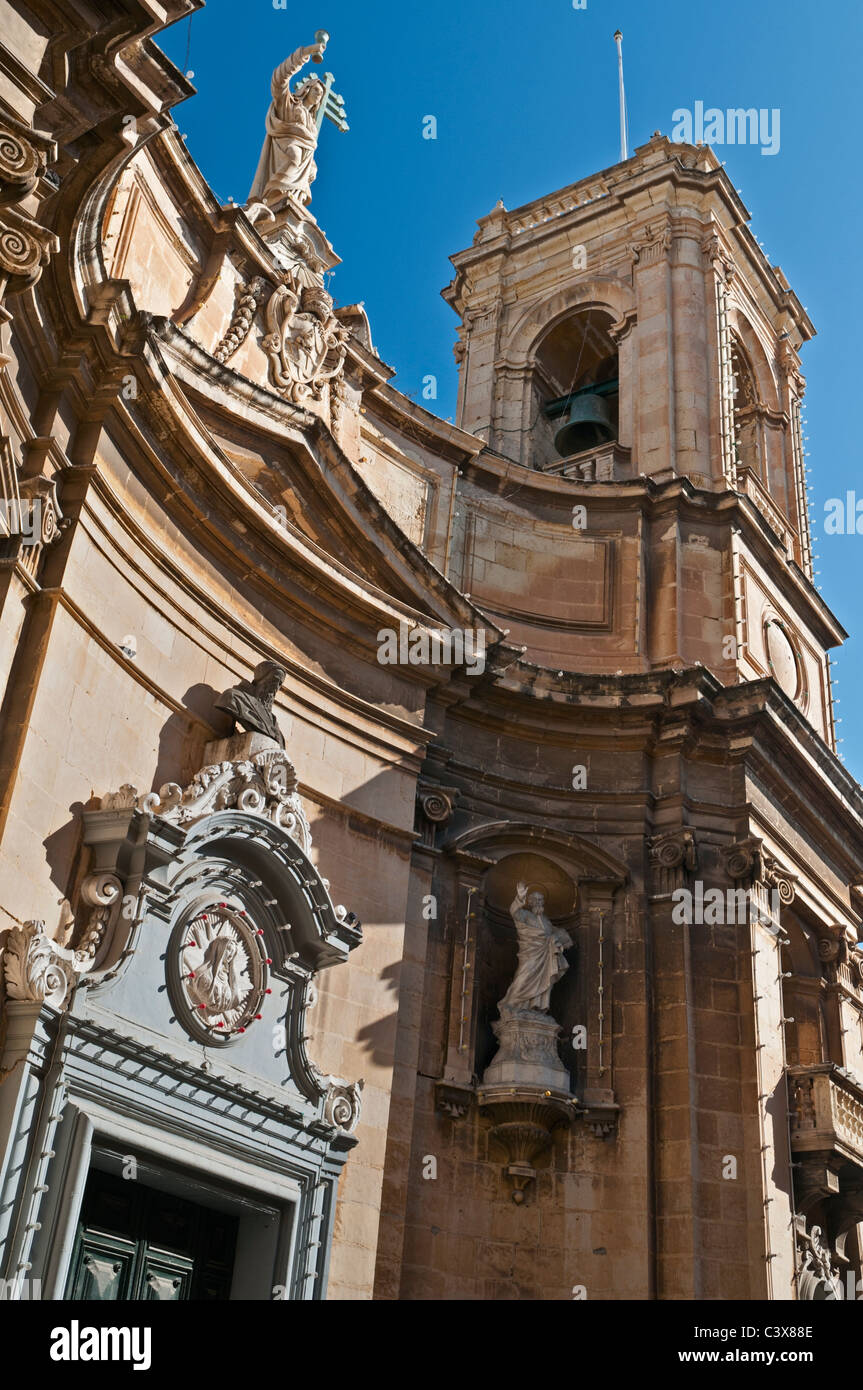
[169,905,268,1045]
[764,618,801,701]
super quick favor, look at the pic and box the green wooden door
[66,1168,237,1301]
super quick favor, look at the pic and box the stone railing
[509,183,610,235]
[788,1063,863,1168]
[539,441,632,482]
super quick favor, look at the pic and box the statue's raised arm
[270,34,328,106]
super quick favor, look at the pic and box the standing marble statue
[500,882,572,1013]
[249,32,330,208]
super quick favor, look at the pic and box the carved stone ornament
[323,1076,364,1133]
[0,204,57,298]
[796,1222,844,1301]
[168,905,268,1044]
[263,278,348,404]
[648,827,697,895]
[329,373,347,437]
[0,120,58,301]
[213,276,270,364]
[477,1087,575,1203]
[630,223,671,268]
[416,782,459,848]
[0,122,46,203]
[134,746,312,856]
[4,920,85,1010]
[723,837,796,903]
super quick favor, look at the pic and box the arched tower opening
[531,307,619,469]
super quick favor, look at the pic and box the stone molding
[723,836,796,903]
[0,119,59,302]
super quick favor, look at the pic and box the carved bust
[214,660,287,748]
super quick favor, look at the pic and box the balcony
[789,1063,863,1170]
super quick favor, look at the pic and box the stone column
[647,827,702,1298]
[725,837,797,1300]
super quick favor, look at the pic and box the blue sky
[159,0,863,779]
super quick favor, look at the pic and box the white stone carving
[797,1224,844,1300]
[248,35,330,209]
[322,1075,363,1133]
[501,881,572,1013]
[178,907,266,1038]
[263,279,348,405]
[135,747,312,855]
[3,920,81,1008]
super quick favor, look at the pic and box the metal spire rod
[614,29,628,161]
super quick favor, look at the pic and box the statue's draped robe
[249,50,320,205]
[500,902,570,1013]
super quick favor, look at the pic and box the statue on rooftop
[249,33,331,208]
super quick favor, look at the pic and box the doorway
[66,1168,238,1300]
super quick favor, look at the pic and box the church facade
[2,1,863,1303]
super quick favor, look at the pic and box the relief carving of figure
[187,935,244,1015]
[249,33,329,208]
[500,881,572,1014]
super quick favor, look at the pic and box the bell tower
[443,134,839,747]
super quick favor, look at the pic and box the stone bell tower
[442,134,838,748]
[375,131,863,1304]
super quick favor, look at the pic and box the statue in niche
[249,33,329,208]
[214,660,287,748]
[499,881,572,1013]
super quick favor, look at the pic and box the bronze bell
[553,392,615,457]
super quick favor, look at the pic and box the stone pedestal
[203,731,282,764]
[482,1007,570,1092]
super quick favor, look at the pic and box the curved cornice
[444,820,628,885]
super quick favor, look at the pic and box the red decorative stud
[255,1014,262,1020]
[265,988,272,995]
[265,958,272,965]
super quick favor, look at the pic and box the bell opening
[530,307,620,467]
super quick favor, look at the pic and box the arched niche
[727,307,792,517]
[474,851,579,1082]
[498,282,635,468]
[442,822,627,1099]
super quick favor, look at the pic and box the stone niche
[476,852,580,1202]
